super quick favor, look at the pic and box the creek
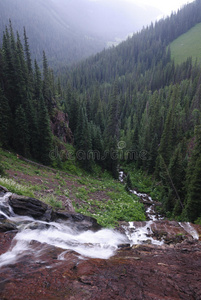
[0,177,199,269]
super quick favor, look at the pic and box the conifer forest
[1,0,201,224]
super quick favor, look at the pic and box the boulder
[0,185,9,197]
[8,195,102,231]
[0,205,10,219]
[53,211,102,231]
[9,194,53,222]
[0,220,17,232]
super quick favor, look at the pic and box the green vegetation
[41,195,63,209]
[74,177,146,227]
[1,0,201,226]
[0,177,34,198]
[170,23,201,64]
[0,148,146,227]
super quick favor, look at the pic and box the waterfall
[0,182,200,269]
[0,192,128,267]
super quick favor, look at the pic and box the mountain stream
[0,175,199,268]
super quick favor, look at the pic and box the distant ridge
[0,0,160,67]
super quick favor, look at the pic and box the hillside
[0,149,147,227]
[170,22,201,64]
[0,0,160,67]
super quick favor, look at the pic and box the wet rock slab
[0,239,201,300]
[8,194,101,231]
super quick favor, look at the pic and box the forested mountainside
[1,0,201,226]
[61,0,201,223]
[0,0,160,68]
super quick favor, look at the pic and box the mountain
[0,0,161,67]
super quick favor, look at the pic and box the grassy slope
[0,149,147,227]
[170,23,201,64]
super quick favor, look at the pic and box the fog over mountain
[0,0,161,67]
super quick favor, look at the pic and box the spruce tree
[42,51,53,112]
[184,125,201,222]
[185,154,201,222]
[125,173,133,192]
[75,105,92,171]
[0,88,12,148]
[23,27,32,75]
[14,105,30,156]
[38,96,53,165]
[24,91,39,159]
[104,82,120,178]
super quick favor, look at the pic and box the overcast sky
[125,0,195,16]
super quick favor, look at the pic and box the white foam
[124,221,163,246]
[179,222,199,240]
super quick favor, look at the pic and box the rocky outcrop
[0,221,17,232]
[9,194,53,222]
[1,189,201,299]
[8,194,101,231]
[0,237,201,300]
[53,211,102,231]
[51,109,73,144]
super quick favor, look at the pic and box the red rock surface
[0,234,201,300]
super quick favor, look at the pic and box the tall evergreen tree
[185,154,201,222]
[14,105,30,156]
[42,51,53,112]
[38,95,53,165]
[184,125,201,221]
[75,105,92,171]
[0,88,12,148]
[23,27,32,75]
[104,82,120,178]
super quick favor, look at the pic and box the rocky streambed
[0,185,201,299]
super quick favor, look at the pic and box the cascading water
[0,178,200,269]
[0,192,128,267]
[179,222,199,240]
[120,172,199,246]
[123,188,164,245]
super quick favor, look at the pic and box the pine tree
[0,88,12,148]
[148,133,159,174]
[75,105,92,171]
[23,27,32,75]
[38,96,53,165]
[33,59,43,110]
[184,125,201,222]
[14,105,30,156]
[125,173,133,192]
[104,82,120,178]
[2,28,17,113]
[91,124,104,166]
[185,154,201,222]
[24,91,39,159]
[42,51,53,112]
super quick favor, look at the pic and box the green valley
[1,0,201,226]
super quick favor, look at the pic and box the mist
[0,0,161,66]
